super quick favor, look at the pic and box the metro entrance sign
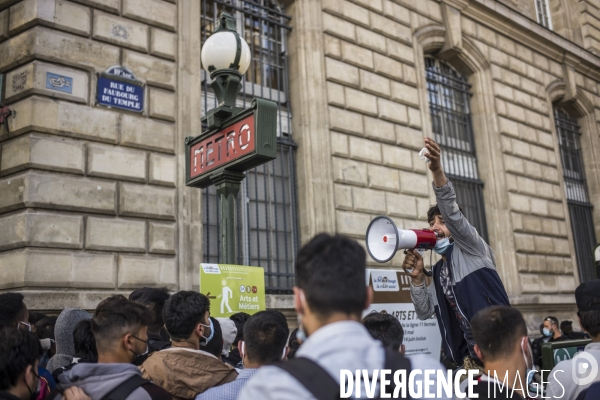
[185,98,277,189]
[188,12,278,265]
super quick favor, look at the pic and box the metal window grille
[535,0,553,30]
[425,57,489,243]
[201,0,299,293]
[554,107,597,282]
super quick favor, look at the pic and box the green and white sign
[199,264,266,317]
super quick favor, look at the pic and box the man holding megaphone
[403,137,510,369]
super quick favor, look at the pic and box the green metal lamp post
[201,13,252,264]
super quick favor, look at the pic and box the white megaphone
[366,216,439,263]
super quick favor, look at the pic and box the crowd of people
[2,137,600,400]
[2,234,600,400]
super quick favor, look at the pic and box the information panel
[364,269,442,358]
[199,264,266,318]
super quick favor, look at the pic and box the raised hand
[423,137,447,188]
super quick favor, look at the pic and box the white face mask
[296,290,308,342]
[433,237,452,255]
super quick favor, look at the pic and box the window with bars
[554,107,597,281]
[425,57,489,243]
[201,0,299,293]
[534,0,553,30]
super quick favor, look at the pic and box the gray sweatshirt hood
[47,308,92,372]
[57,363,141,399]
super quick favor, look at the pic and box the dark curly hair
[0,330,42,390]
[244,310,289,364]
[129,287,171,332]
[162,291,210,341]
[0,293,27,330]
[362,312,404,352]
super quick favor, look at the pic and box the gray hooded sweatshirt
[47,308,92,373]
[55,363,159,400]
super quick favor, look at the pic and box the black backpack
[273,348,412,400]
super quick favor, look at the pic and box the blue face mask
[542,328,551,337]
[433,238,452,255]
[200,318,214,346]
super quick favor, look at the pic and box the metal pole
[213,170,245,264]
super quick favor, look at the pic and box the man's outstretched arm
[423,137,487,255]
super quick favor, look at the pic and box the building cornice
[458,0,600,82]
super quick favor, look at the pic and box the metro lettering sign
[190,115,255,178]
[185,98,277,188]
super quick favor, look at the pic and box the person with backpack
[239,233,450,400]
[53,295,171,400]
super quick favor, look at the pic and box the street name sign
[96,65,145,113]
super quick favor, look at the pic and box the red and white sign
[189,115,256,179]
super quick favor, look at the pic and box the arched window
[554,107,597,281]
[201,0,298,293]
[425,57,489,243]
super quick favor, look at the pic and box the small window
[534,0,553,30]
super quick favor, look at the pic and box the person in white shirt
[546,280,600,400]
[238,233,451,400]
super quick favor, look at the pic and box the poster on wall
[199,264,266,318]
[363,269,442,359]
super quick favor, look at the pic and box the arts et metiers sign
[96,65,145,113]
[185,98,278,188]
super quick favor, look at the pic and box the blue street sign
[97,75,144,113]
[46,72,73,94]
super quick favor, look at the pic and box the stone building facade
[0,0,599,330]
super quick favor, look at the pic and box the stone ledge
[0,210,84,251]
[0,248,117,290]
[0,171,117,215]
[0,133,86,177]
[3,291,296,315]
[0,26,120,72]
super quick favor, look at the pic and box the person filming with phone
[403,137,510,369]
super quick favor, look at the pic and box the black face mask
[24,369,40,400]
[130,335,150,366]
